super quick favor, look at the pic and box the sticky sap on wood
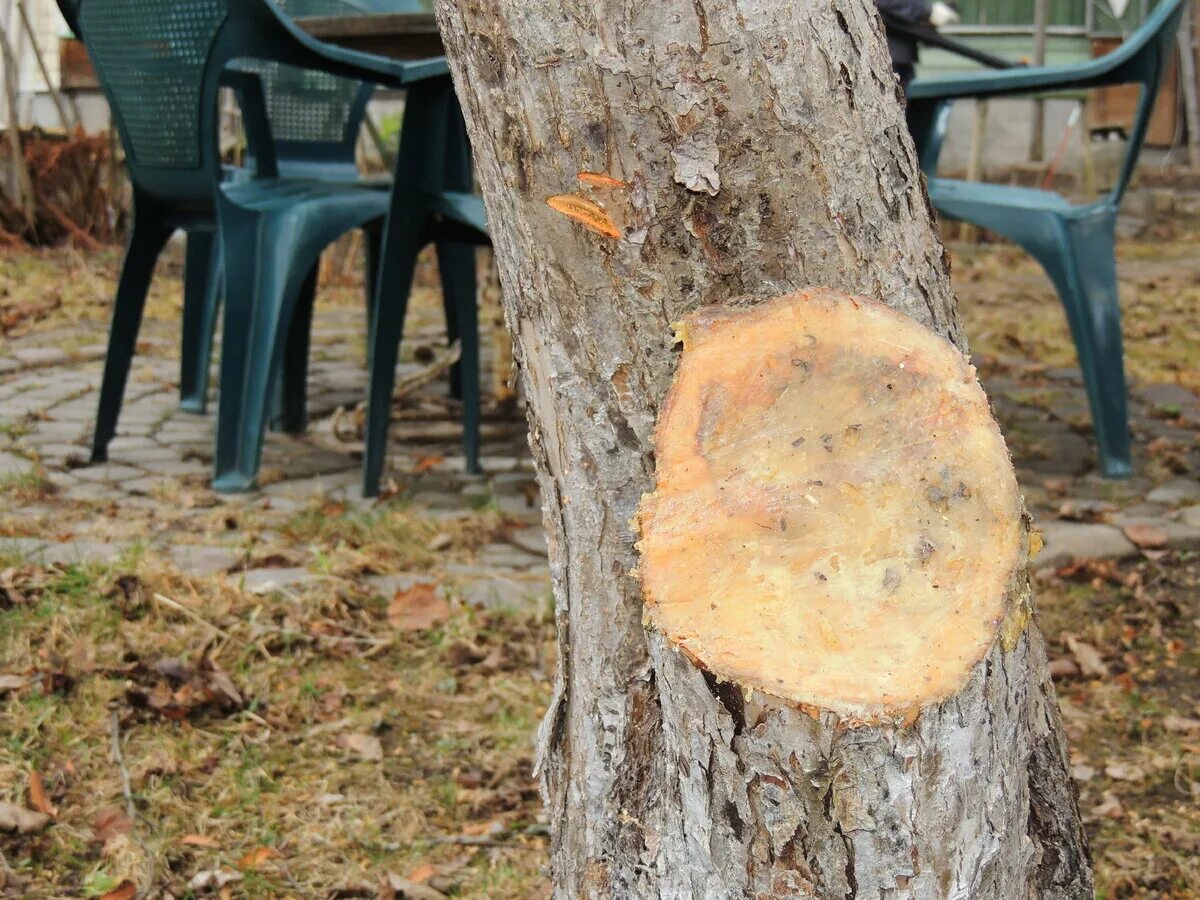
[546,194,622,238]
[635,289,1024,720]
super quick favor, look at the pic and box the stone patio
[0,289,550,611]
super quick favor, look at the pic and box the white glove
[930,2,960,27]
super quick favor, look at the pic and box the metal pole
[1029,0,1049,162]
[0,15,35,229]
[15,1,73,131]
[1180,1,1200,169]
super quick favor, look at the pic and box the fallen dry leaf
[187,869,242,891]
[0,674,26,694]
[1093,791,1125,819]
[181,834,221,849]
[1072,763,1096,782]
[1122,522,1169,549]
[91,808,134,847]
[382,873,447,900]
[407,863,438,884]
[125,654,244,721]
[28,770,56,817]
[0,802,51,834]
[413,454,445,474]
[336,733,383,762]
[1163,714,1200,733]
[236,846,282,871]
[1104,763,1145,782]
[387,584,450,632]
[1048,658,1080,679]
[1064,635,1109,678]
[99,882,136,900]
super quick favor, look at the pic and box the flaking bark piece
[636,289,1023,720]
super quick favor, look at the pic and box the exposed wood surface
[637,290,1024,720]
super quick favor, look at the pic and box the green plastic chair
[181,0,394,422]
[252,2,489,489]
[907,0,1187,478]
[66,0,453,492]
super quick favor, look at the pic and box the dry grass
[0,523,553,898]
[1,229,1198,897]
[1035,554,1200,899]
[951,234,1200,393]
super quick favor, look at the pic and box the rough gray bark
[432,0,1092,896]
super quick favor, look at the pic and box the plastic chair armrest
[219,69,279,178]
[264,8,451,89]
[910,60,1121,103]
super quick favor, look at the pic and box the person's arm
[875,0,932,25]
[877,0,960,27]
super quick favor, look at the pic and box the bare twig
[109,709,135,818]
[393,340,462,401]
[152,592,239,643]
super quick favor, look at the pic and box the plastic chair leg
[91,207,172,462]
[1043,213,1132,478]
[364,219,384,369]
[272,264,318,435]
[440,253,462,400]
[212,212,305,493]
[437,242,480,473]
[362,208,425,498]
[180,230,221,414]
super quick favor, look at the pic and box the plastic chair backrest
[912,0,1186,205]
[242,0,423,175]
[69,0,442,210]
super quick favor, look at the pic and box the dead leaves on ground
[0,802,52,835]
[387,583,450,632]
[124,653,245,722]
[337,732,384,762]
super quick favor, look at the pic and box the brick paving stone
[477,543,545,570]
[1033,521,1137,570]
[169,544,241,578]
[72,464,145,483]
[58,481,129,503]
[31,443,87,463]
[27,421,89,441]
[238,567,317,594]
[137,459,207,477]
[1146,477,1200,506]
[0,537,49,560]
[456,574,549,611]
[121,445,188,465]
[506,526,548,557]
[11,346,71,368]
[37,540,130,565]
[0,449,35,475]
[1111,515,1200,551]
[364,572,430,598]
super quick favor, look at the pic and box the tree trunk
[432,1,1093,896]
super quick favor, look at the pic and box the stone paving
[0,292,550,611]
[1,258,1199,596]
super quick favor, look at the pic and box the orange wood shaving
[578,171,630,189]
[546,194,622,238]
